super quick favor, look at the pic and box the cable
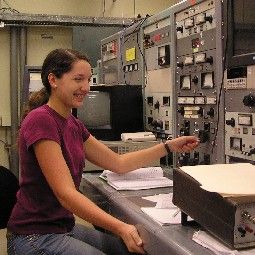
[120,16,148,85]
[120,28,127,84]
[133,0,135,18]
[3,0,11,9]
[211,1,229,154]
[0,0,19,13]
[0,139,6,145]
[0,7,19,13]
[124,17,147,44]
[102,0,105,17]
[135,20,148,88]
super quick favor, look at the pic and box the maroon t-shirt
[7,105,90,234]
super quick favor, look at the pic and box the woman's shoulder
[21,105,55,127]
[25,105,49,117]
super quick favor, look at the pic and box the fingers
[181,143,197,152]
[130,229,143,247]
[184,140,199,150]
[120,224,146,254]
[185,136,200,144]
[128,229,145,254]
[176,139,199,153]
[181,136,200,152]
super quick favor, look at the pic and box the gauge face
[181,75,191,90]
[177,97,195,104]
[206,97,216,104]
[195,53,206,63]
[230,137,242,151]
[194,97,205,104]
[195,13,206,25]
[184,17,194,29]
[202,73,214,89]
[184,56,194,65]
[238,114,252,126]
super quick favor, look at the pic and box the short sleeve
[21,111,61,149]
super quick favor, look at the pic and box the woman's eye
[74,77,83,82]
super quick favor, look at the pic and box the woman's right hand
[167,135,199,153]
[118,223,146,254]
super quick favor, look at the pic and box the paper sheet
[192,230,255,255]
[180,163,255,195]
[141,207,182,225]
[141,192,195,226]
[142,193,176,209]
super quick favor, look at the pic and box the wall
[26,27,73,66]
[0,27,10,168]
[2,0,179,18]
[0,0,179,169]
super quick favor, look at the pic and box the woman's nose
[81,81,90,93]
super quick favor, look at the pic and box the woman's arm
[34,139,145,254]
[84,135,199,173]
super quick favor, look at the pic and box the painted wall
[2,0,179,18]
[0,27,11,168]
[26,27,73,66]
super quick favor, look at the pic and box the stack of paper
[180,163,255,196]
[100,167,173,191]
[192,230,255,255]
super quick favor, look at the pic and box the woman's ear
[48,73,57,88]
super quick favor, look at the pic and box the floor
[0,216,94,255]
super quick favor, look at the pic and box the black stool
[0,166,19,229]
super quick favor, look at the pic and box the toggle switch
[226,118,235,127]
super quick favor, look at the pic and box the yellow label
[126,47,136,62]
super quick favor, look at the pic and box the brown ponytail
[21,88,49,121]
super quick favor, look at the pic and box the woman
[7,48,199,255]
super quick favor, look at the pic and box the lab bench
[79,170,214,255]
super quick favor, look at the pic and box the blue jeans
[7,224,133,255]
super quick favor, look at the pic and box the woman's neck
[47,99,71,119]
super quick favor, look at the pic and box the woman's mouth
[74,93,85,101]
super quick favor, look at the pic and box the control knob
[205,15,213,23]
[158,120,163,129]
[198,130,209,143]
[154,100,160,110]
[176,26,183,33]
[249,148,255,156]
[243,94,255,107]
[180,127,190,136]
[177,107,185,116]
[206,56,213,64]
[197,107,203,117]
[151,120,163,129]
[192,75,198,84]
[207,108,214,118]
[177,62,184,68]
[225,118,235,127]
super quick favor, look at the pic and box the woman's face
[51,60,92,110]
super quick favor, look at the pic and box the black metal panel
[73,26,123,67]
